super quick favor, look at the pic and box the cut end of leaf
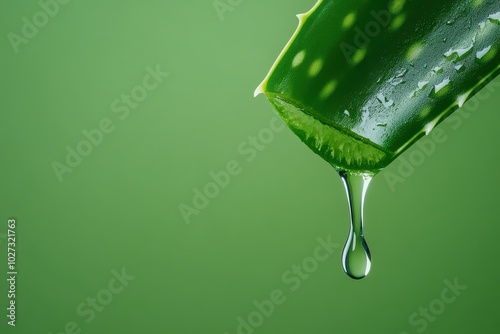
[267,93,392,173]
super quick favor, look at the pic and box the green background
[1,0,499,333]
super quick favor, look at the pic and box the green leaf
[256,0,500,173]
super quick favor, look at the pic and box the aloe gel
[255,0,500,279]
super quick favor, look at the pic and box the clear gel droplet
[339,171,372,280]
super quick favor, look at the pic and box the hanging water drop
[339,171,372,280]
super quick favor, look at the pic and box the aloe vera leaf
[255,0,500,173]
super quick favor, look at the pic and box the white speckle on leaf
[292,50,306,68]
[308,58,323,77]
[319,80,338,100]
